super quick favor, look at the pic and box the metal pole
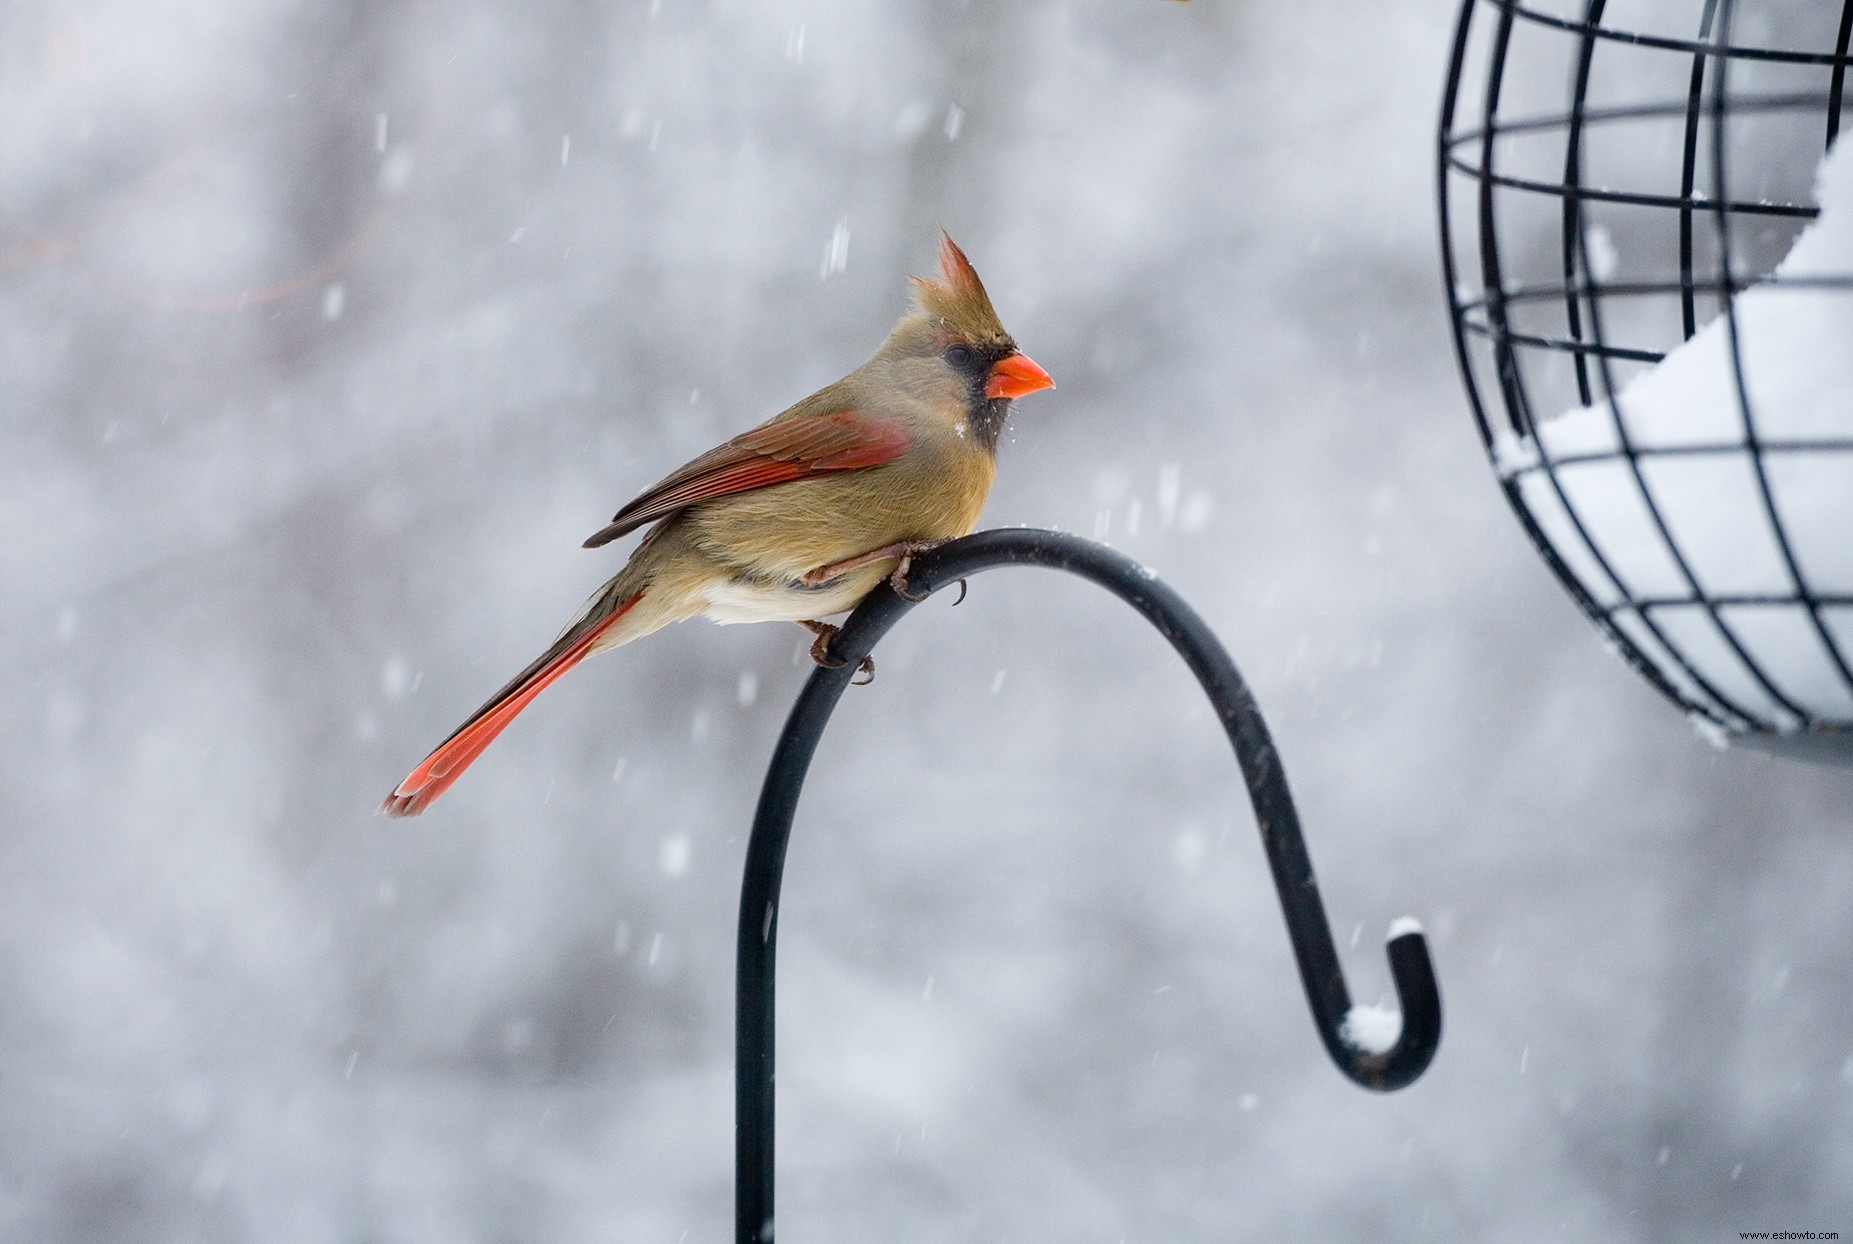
[735,528,1442,1243]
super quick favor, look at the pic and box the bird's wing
[583,409,913,548]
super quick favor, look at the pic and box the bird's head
[875,233,1054,451]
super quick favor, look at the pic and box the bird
[380,233,1053,817]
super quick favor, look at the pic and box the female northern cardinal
[381,234,1053,816]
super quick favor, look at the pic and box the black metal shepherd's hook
[735,528,1441,1243]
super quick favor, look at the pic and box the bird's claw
[804,622,844,667]
[801,620,875,684]
[889,555,930,602]
[887,559,965,607]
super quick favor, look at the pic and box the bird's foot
[798,620,875,685]
[802,539,950,600]
[887,555,924,602]
[886,551,964,604]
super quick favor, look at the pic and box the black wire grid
[735,529,1441,1243]
[1439,0,1853,761]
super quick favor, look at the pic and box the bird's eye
[944,344,975,370]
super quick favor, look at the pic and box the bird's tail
[380,586,649,818]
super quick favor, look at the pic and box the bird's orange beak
[985,352,1055,400]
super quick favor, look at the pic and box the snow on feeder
[1439,0,1853,762]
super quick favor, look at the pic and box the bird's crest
[909,232,1008,340]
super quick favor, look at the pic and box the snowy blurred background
[4,0,1851,1239]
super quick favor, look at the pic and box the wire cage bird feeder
[1439,0,1853,762]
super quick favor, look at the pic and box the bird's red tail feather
[380,592,643,817]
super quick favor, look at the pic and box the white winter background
[4,1,1852,1241]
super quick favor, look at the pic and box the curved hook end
[1334,928,1443,1092]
